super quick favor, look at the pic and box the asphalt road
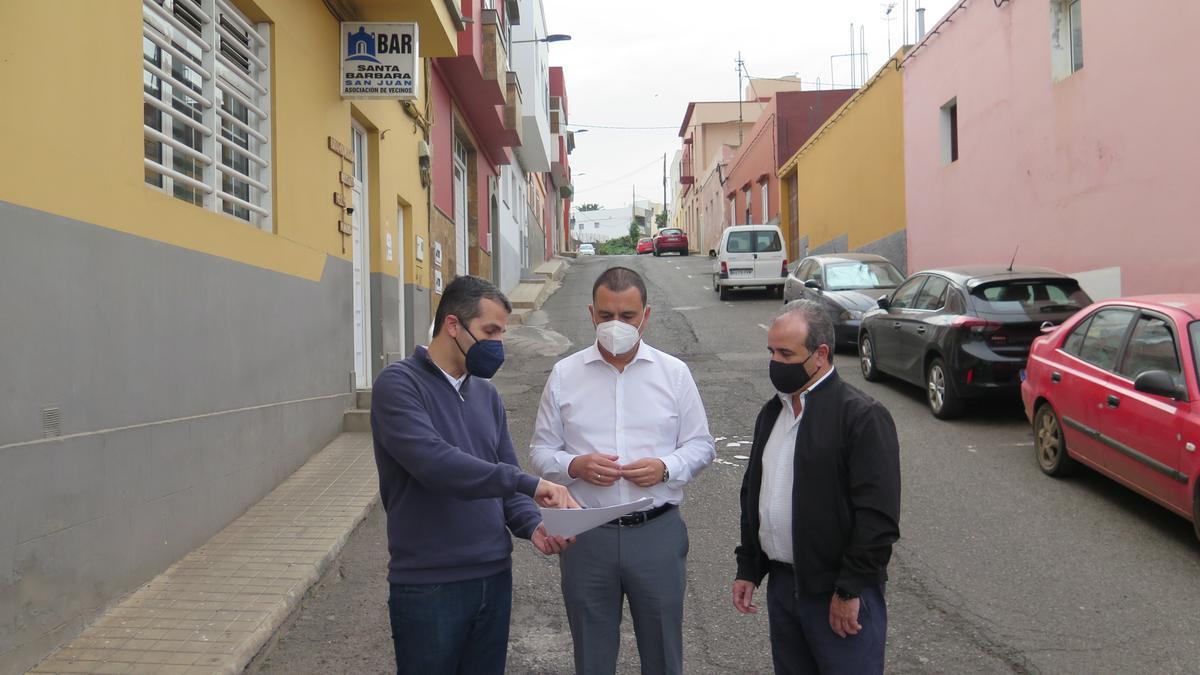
[249,254,1200,674]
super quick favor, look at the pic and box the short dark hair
[592,266,647,306]
[434,275,512,336]
[774,299,835,354]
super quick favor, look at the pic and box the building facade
[778,49,910,270]
[676,100,764,253]
[0,0,565,670]
[548,66,575,254]
[902,0,1196,297]
[723,89,855,235]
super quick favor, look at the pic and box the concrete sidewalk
[29,433,378,675]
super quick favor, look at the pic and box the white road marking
[674,266,681,270]
[733,455,750,460]
[757,323,770,332]
[700,285,711,291]
[687,275,694,279]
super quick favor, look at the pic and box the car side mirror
[708,249,717,258]
[1133,370,1186,401]
[804,279,822,292]
[876,295,890,310]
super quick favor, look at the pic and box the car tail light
[720,261,728,274]
[781,259,788,277]
[966,368,975,384]
[953,316,1001,337]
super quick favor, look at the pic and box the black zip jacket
[735,370,901,597]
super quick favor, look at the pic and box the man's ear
[588,304,597,325]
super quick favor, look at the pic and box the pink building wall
[903,1,1200,298]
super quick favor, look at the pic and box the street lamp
[511,33,572,44]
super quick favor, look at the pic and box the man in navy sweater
[371,275,577,675]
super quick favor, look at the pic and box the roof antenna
[1007,245,1019,272]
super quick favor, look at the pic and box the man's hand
[530,523,574,555]
[732,580,759,614]
[828,595,862,638]
[619,457,666,487]
[568,453,622,487]
[534,479,579,509]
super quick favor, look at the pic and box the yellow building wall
[779,51,907,253]
[0,0,441,287]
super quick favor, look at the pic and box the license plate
[730,269,752,277]
[1019,369,1027,382]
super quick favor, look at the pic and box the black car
[858,266,1093,419]
[783,253,906,348]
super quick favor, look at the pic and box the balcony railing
[481,9,508,105]
[504,71,523,144]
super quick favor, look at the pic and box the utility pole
[736,52,744,146]
[662,152,667,231]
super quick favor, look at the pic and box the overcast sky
[543,0,959,210]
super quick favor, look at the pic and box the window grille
[142,0,272,229]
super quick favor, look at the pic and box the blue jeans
[388,568,513,675]
[766,563,887,675]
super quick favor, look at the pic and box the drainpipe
[916,7,926,40]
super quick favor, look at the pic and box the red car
[636,237,654,255]
[1021,295,1200,539]
[653,228,689,256]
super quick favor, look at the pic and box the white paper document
[539,497,655,538]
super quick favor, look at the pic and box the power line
[574,156,664,191]
[566,120,681,128]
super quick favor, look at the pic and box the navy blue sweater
[371,346,542,584]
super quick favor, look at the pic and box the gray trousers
[559,506,689,675]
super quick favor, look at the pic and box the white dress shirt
[758,366,835,564]
[530,342,715,509]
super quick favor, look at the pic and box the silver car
[783,253,906,348]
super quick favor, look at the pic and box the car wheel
[860,334,882,382]
[682,249,690,256]
[653,249,660,257]
[712,273,719,293]
[719,283,731,301]
[1034,403,1077,477]
[926,357,964,419]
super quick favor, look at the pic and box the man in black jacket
[732,299,900,674]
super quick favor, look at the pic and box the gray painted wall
[403,283,432,357]
[856,230,908,275]
[805,230,907,274]
[371,271,401,378]
[0,202,352,673]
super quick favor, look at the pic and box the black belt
[608,503,675,527]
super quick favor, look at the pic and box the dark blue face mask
[454,323,505,379]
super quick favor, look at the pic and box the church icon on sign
[346,26,379,63]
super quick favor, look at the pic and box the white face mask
[596,319,642,356]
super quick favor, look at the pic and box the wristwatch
[834,586,858,601]
[661,465,670,484]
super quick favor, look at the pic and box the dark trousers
[388,568,512,675]
[559,507,689,675]
[766,563,887,675]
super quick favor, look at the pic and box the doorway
[351,123,372,389]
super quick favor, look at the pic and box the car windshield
[824,261,905,290]
[660,229,682,236]
[970,279,1092,315]
[638,238,651,244]
[579,244,593,251]
[726,230,781,253]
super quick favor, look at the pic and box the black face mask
[769,351,817,395]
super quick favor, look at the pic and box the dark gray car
[783,253,906,348]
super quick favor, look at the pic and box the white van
[710,225,788,300]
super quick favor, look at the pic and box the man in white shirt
[732,300,900,674]
[530,266,715,675]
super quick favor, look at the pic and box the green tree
[628,222,641,242]
[577,203,603,212]
[655,212,668,227]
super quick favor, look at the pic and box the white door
[453,137,469,276]
[396,205,407,359]
[351,124,372,389]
